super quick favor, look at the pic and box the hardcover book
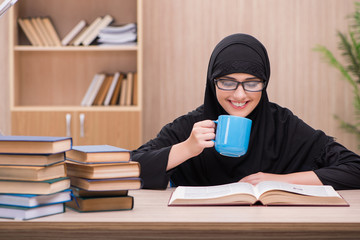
[66,145,130,163]
[168,181,349,206]
[0,190,71,207]
[69,176,142,191]
[0,152,64,166]
[0,177,70,195]
[70,187,128,198]
[66,161,140,179]
[0,136,72,154]
[0,162,66,181]
[0,203,65,220]
[66,195,133,212]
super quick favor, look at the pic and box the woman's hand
[239,172,284,185]
[167,120,215,171]
[185,120,216,157]
[239,171,323,186]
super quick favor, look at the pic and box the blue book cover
[66,145,130,163]
[71,145,129,153]
[0,189,71,208]
[0,203,65,220]
[0,136,72,154]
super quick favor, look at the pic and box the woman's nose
[233,84,247,99]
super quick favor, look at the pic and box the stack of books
[97,23,137,46]
[65,145,142,212]
[0,136,72,220]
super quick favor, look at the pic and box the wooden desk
[0,189,360,239]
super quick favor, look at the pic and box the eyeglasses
[214,78,265,92]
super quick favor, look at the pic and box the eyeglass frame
[213,78,266,92]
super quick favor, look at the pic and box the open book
[168,181,348,206]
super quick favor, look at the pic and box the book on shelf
[0,189,71,208]
[18,18,38,46]
[80,73,100,106]
[104,72,120,106]
[61,19,86,46]
[69,25,89,45]
[82,73,106,106]
[65,161,140,179]
[70,186,128,198]
[66,194,133,212]
[119,76,128,106]
[0,136,72,154]
[0,202,65,220]
[42,17,62,46]
[132,72,138,106]
[92,75,113,106]
[82,14,114,46]
[66,145,130,163]
[73,16,103,46]
[168,181,349,206]
[30,17,48,46]
[18,18,42,46]
[110,73,124,105]
[126,72,134,106]
[0,152,64,166]
[0,162,66,181]
[69,176,142,191]
[0,177,70,195]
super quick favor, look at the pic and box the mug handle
[211,120,218,143]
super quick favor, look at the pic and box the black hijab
[191,33,331,185]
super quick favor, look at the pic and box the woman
[132,33,360,190]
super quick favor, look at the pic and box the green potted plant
[314,2,360,150]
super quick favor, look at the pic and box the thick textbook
[70,187,128,198]
[0,136,72,154]
[0,152,64,166]
[66,145,130,163]
[0,203,65,220]
[66,161,140,179]
[66,195,134,212]
[168,181,349,206]
[0,190,71,207]
[0,177,70,195]
[69,176,142,191]
[0,162,66,181]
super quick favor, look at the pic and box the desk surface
[1,189,360,239]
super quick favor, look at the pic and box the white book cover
[86,74,106,106]
[103,72,120,106]
[82,14,113,46]
[81,74,100,106]
[61,20,86,46]
[73,16,102,46]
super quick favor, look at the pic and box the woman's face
[215,73,262,117]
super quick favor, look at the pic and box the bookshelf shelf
[9,0,143,150]
[14,45,138,52]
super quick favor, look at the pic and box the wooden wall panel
[0,14,10,136]
[142,0,359,153]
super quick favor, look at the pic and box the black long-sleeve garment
[132,33,360,190]
[132,105,360,190]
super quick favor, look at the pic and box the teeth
[232,101,246,107]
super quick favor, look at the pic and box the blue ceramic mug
[213,115,252,157]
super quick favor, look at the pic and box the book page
[255,181,340,198]
[171,182,256,201]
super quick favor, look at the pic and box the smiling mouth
[230,101,247,107]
